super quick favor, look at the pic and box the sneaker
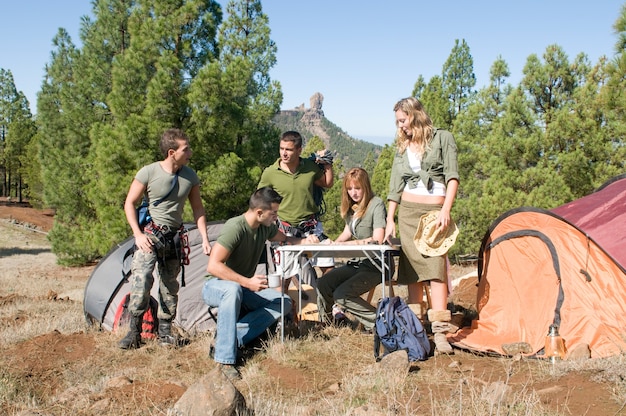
[274,320,282,337]
[332,304,348,325]
[218,363,241,381]
[332,304,346,320]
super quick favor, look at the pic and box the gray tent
[83,220,273,336]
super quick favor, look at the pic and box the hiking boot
[218,363,241,381]
[360,327,373,335]
[433,333,454,355]
[428,309,454,355]
[354,321,374,335]
[159,334,178,347]
[158,319,178,347]
[118,315,143,349]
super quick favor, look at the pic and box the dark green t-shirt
[212,214,278,278]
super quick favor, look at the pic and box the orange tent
[451,174,626,359]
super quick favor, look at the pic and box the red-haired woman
[316,168,388,332]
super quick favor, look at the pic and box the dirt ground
[0,200,55,231]
[0,201,624,415]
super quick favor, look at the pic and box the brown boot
[428,309,454,355]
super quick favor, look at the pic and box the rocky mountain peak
[287,92,328,140]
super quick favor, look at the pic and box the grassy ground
[1,218,626,415]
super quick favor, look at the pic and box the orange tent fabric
[450,174,626,358]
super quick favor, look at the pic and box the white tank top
[403,149,446,197]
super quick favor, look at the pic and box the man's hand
[202,240,211,256]
[248,275,269,292]
[303,234,319,244]
[135,233,153,253]
[314,149,334,166]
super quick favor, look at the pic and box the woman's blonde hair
[393,97,433,154]
[340,168,374,220]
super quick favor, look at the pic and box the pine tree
[416,75,450,129]
[303,135,325,156]
[37,0,225,263]
[0,69,36,202]
[37,27,101,265]
[87,0,223,254]
[371,145,395,210]
[521,45,577,128]
[189,0,282,220]
[442,39,476,126]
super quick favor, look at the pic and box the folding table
[275,243,400,341]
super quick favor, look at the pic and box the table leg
[280,269,285,342]
[381,249,386,299]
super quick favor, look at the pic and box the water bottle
[544,324,566,363]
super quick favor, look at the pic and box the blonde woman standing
[384,97,460,354]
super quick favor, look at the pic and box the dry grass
[2,220,626,415]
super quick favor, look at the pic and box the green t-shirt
[135,162,199,228]
[257,158,323,225]
[212,214,278,278]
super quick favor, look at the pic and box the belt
[145,222,183,238]
[279,216,317,237]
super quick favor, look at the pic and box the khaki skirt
[397,200,446,284]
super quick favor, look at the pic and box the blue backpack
[374,296,431,362]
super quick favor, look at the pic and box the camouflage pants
[128,233,181,320]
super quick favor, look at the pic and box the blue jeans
[202,278,292,364]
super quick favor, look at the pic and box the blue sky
[1,1,624,146]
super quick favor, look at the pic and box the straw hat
[414,211,459,257]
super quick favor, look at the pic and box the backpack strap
[307,151,334,218]
[136,169,180,227]
[374,298,384,361]
[374,297,394,361]
[151,169,180,207]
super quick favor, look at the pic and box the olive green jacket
[387,128,459,203]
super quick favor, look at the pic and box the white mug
[267,273,282,288]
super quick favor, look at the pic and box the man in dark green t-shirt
[202,187,319,380]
